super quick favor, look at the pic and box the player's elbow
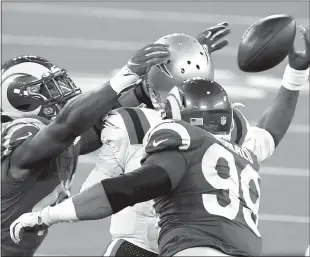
[101,164,172,214]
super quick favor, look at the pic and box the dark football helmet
[165,78,233,138]
[1,55,81,119]
[144,33,214,111]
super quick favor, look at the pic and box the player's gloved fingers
[143,46,170,57]
[200,30,212,39]
[145,51,170,60]
[210,27,231,41]
[217,21,229,27]
[143,44,169,52]
[206,23,228,35]
[211,40,229,52]
[11,222,21,244]
[10,221,18,243]
[146,57,169,67]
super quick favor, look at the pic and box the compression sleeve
[42,150,187,223]
[102,150,187,214]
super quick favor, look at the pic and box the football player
[1,42,170,256]
[10,26,310,256]
[81,25,309,255]
[8,78,266,256]
[80,32,215,257]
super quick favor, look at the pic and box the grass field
[2,1,309,256]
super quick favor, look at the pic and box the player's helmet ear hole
[181,68,185,74]
[167,60,171,64]
[200,52,204,55]
[196,65,200,70]
[187,61,191,65]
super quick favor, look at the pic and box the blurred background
[2,1,309,256]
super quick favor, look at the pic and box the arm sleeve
[102,150,187,214]
[143,150,188,190]
[47,150,187,222]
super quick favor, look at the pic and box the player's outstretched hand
[10,211,49,244]
[196,22,230,53]
[288,25,310,70]
[128,43,170,77]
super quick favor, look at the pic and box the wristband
[282,64,309,91]
[40,198,78,226]
[110,65,140,95]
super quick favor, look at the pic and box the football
[237,14,296,72]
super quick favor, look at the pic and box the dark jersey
[1,113,80,256]
[143,120,262,256]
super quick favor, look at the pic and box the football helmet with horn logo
[1,55,81,119]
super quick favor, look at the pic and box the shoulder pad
[1,116,46,159]
[231,108,250,146]
[104,107,162,145]
[143,119,195,154]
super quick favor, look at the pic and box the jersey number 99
[201,143,261,237]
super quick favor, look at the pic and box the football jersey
[231,108,275,163]
[80,107,163,253]
[1,113,79,256]
[142,119,263,256]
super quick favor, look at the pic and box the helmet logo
[221,116,227,125]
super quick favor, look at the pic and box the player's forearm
[40,164,171,225]
[256,87,299,146]
[55,69,138,139]
[40,183,113,225]
[257,65,309,146]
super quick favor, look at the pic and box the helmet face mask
[2,56,81,119]
[146,33,215,111]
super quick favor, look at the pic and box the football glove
[127,43,170,77]
[196,22,230,53]
[10,209,50,244]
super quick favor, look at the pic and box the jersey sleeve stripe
[125,108,146,144]
[133,108,151,136]
[232,109,248,146]
[116,108,139,144]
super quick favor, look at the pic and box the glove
[196,22,230,53]
[110,43,170,95]
[127,43,170,77]
[288,25,310,70]
[10,209,50,244]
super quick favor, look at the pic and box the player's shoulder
[143,119,211,154]
[231,106,250,145]
[103,107,162,145]
[216,137,260,170]
[1,113,47,159]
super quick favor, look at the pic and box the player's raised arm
[11,44,170,169]
[256,26,309,147]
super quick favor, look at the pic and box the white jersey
[81,106,275,253]
[231,108,275,163]
[80,107,163,253]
